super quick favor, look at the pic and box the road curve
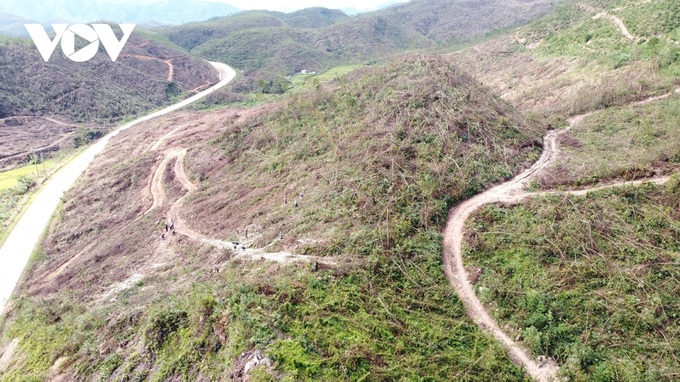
[0,62,236,312]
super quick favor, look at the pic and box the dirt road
[442,87,679,381]
[0,62,236,312]
[145,138,329,265]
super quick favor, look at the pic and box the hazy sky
[209,0,409,12]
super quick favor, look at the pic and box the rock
[229,349,274,381]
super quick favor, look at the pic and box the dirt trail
[165,59,174,82]
[0,338,19,372]
[441,88,679,381]
[144,127,329,265]
[189,83,211,93]
[0,62,236,312]
[578,3,636,41]
[144,149,183,214]
[593,12,635,40]
[122,54,175,82]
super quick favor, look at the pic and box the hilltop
[0,55,544,380]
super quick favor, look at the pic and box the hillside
[0,33,216,122]
[450,0,679,117]
[466,179,680,380]
[2,0,679,381]
[0,55,545,380]
[161,0,556,92]
[0,13,34,37]
[280,7,349,29]
[0,31,217,170]
[440,0,680,379]
[380,0,555,43]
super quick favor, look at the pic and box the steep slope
[0,33,216,122]
[0,56,544,380]
[0,30,217,169]
[466,180,680,381]
[438,1,680,379]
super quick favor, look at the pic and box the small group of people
[161,217,176,240]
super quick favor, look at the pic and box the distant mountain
[281,7,349,29]
[0,12,35,36]
[162,0,556,91]
[380,0,556,43]
[342,0,409,15]
[162,8,433,91]
[0,0,240,25]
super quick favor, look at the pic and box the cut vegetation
[1,0,679,381]
[465,181,680,381]
[1,55,544,381]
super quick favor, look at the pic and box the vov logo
[25,24,136,63]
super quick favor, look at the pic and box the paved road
[0,62,236,311]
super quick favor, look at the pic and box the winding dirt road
[144,124,331,265]
[442,89,679,381]
[0,62,236,312]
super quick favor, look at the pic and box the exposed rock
[229,349,274,381]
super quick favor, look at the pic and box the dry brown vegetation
[0,32,218,170]
[0,34,215,123]
[1,56,543,381]
[0,116,85,170]
[449,34,675,119]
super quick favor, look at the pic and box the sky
[207,0,409,12]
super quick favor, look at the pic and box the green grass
[0,55,543,381]
[544,94,680,187]
[465,181,680,381]
[0,160,58,190]
[288,64,364,92]
[520,0,679,76]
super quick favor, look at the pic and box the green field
[288,65,365,92]
[0,160,58,191]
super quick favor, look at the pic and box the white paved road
[0,62,236,311]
